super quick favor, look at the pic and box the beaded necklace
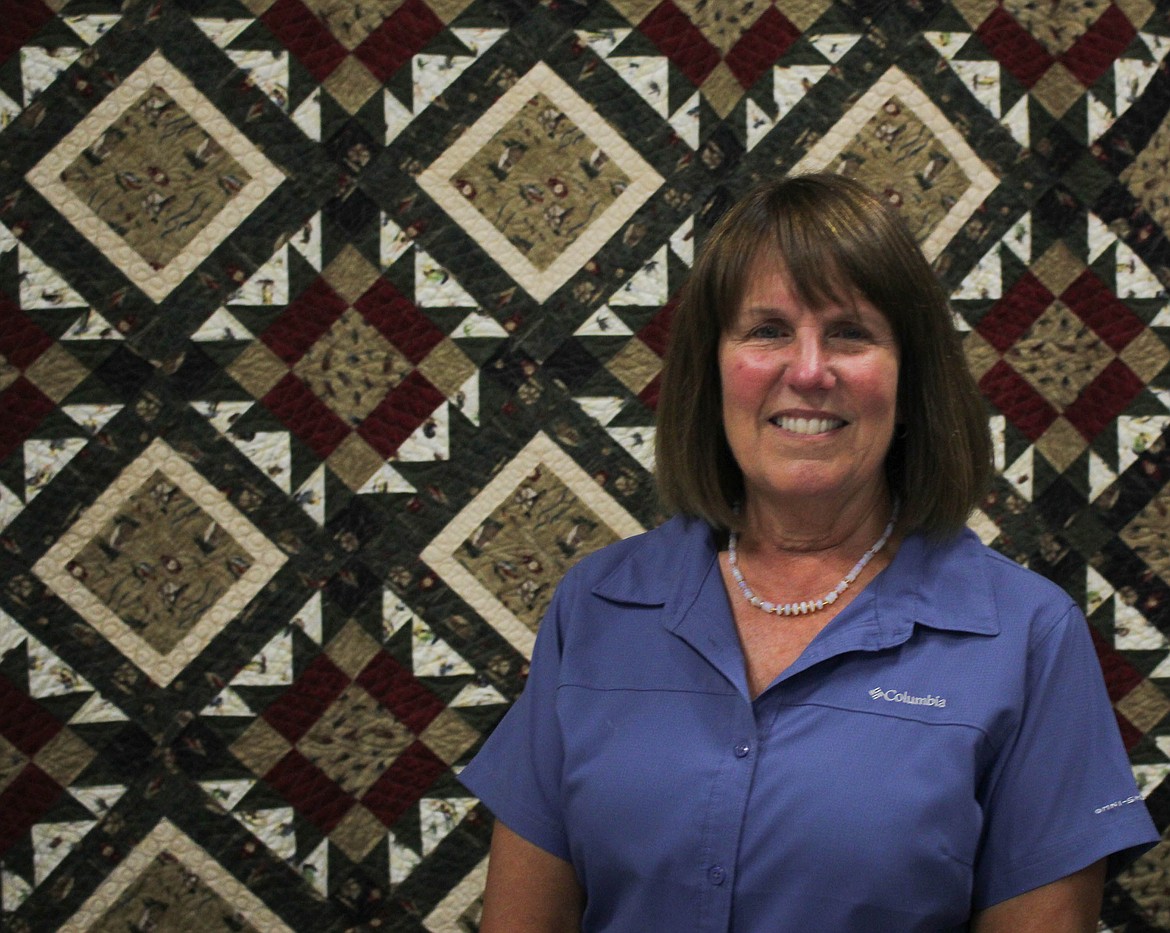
[727,501,899,616]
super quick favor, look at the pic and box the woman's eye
[749,324,780,339]
[834,324,867,340]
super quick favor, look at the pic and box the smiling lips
[770,415,847,435]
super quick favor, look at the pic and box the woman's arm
[479,820,584,933]
[970,859,1106,933]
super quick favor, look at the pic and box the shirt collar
[590,514,713,611]
[876,528,1000,637]
[591,514,1000,638]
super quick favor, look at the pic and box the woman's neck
[736,488,896,557]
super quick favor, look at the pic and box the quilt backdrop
[1,0,1169,929]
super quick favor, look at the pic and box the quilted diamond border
[24,51,286,303]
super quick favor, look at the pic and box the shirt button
[709,865,726,886]
[734,743,750,758]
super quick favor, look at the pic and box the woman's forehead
[740,247,856,309]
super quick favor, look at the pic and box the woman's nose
[786,335,834,390]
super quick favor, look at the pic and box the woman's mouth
[771,415,846,435]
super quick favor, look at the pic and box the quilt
[0,0,1168,929]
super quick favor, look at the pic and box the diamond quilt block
[258,0,453,114]
[624,0,809,117]
[971,241,1168,474]
[974,0,1148,117]
[422,432,644,658]
[244,271,466,467]
[417,61,664,302]
[25,52,286,305]
[198,596,486,899]
[31,438,288,688]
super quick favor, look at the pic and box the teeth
[776,416,844,435]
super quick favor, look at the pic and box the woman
[458,174,1158,931]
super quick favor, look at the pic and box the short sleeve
[457,581,572,861]
[973,603,1158,907]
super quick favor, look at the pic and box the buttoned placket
[661,526,927,932]
[694,696,760,932]
[663,549,770,933]
[673,570,924,931]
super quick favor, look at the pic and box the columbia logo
[870,687,947,708]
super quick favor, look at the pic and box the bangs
[708,190,875,332]
[771,206,866,311]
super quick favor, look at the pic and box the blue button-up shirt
[460,515,1157,932]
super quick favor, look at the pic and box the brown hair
[655,172,992,535]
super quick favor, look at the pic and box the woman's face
[718,250,900,516]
